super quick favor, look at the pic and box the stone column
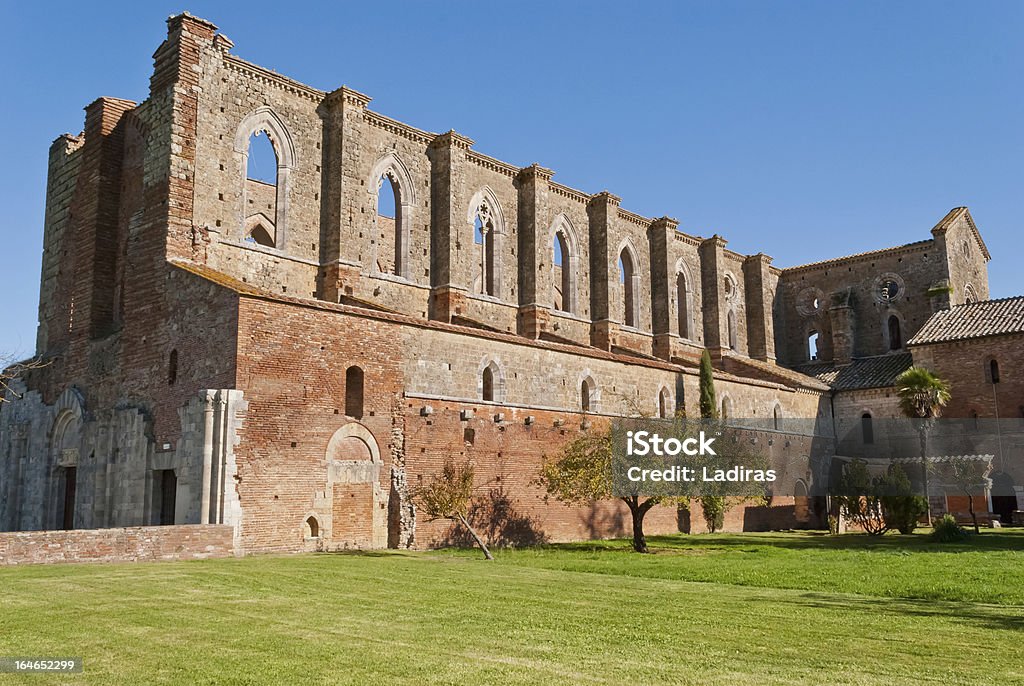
[699,235,728,356]
[742,253,776,363]
[427,130,474,322]
[318,87,372,303]
[587,191,620,350]
[829,289,855,365]
[516,163,554,338]
[649,216,678,360]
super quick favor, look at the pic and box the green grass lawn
[2,530,1022,685]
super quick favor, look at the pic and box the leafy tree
[896,366,951,525]
[877,463,928,534]
[698,349,718,420]
[699,495,727,533]
[414,457,493,560]
[539,430,670,553]
[835,460,887,535]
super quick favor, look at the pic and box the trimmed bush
[879,465,928,534]
[931,514,969,543]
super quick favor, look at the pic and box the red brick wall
[0,525,235,566]
[911,333,1023,419]
[231,296,804,552]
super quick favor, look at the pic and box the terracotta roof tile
[908,296,1024,345]
[796,352,913,390]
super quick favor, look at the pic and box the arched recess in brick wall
[616,238,642,329]
[326,422,381,464]
[550,214,580,315]
[466,186,506,299]
[233,107,296,250]
[367,153,417,279]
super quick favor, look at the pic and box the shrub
[878,464,928,534]
[931,514,969,543]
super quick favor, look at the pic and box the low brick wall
[0,524,236,566]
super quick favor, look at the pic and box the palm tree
[895,366,951,525]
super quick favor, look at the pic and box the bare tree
[0,353,48,403]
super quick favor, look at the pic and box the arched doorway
[325,423,389,549]
[794,479,810,526]
[990,472,1018,524]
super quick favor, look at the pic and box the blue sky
[1,1,1021,357]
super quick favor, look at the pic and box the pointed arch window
[368,154,416,279]
[474,202,498,297]
[676,272,690,338]
[375,172,402,275]
[808,330,819,361]
[727,309,738,350]
[581,377,597,413]
[619,249,637,327]
[234,108,295,250]
[888,315,902,351]
[482,366,495,402]
[553,231,571,313]
[659,388,671,419]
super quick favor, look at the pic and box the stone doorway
[60,467,77,530]
[991,472,1018,524]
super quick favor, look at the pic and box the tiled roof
[796,352,913,391]
[908,296,1024,345]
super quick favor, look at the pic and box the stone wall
[0,524,235,566]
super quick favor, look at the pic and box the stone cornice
[672,231,703,247]
[430,129,474,150]
[466,149,520,178]
[517,163,554,182]
[701,234,729,251]
[364,110,434,144]
[223,54,325,102]
[323,85,372,108]
[549,181,589,204]
[744,252,774,266]
[782,238,934,275]
[589,190,621,207]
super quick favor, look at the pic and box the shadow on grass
[786,592,1024,632]
[640,530,1024,553]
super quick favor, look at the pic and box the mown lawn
[1,530,1022,685]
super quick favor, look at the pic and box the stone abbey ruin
[2,13,1019,559]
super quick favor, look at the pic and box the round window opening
[880,279,900,301]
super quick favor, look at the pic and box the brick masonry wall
[230,293,826,552]
[911,333,1023,420]
[0,524,235,566]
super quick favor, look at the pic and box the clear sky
[1,1,1020,358]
